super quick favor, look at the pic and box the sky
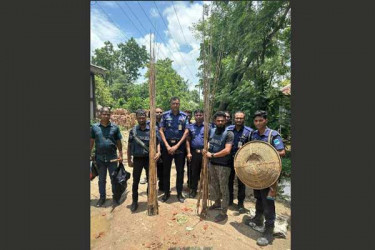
[91,1,209,89]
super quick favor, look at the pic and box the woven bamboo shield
[234,141,282,190]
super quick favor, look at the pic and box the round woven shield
[234,141,282,189]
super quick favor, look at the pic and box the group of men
[90,96,285,246]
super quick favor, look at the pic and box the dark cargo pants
[254,188,276,227]
[208,163,231,213]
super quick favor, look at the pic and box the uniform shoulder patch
[271,130,280,136]
[273,138,281,145]
[244,126,253,132]
[226,125,235,130]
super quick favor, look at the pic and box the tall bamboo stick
[148,33,158,215]
[197,5,210,218]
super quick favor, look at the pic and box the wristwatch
[212,153,215,158]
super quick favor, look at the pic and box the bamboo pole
[197,5,210,218]
[148,33,158,215]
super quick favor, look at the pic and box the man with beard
[90,107,123,207]
[203,111,234,223]
[246,110,286,246]
[159,97,189,203]
[127,109,161,212]
[226,111,253,213]
[224,111,232,127]
[186,109,205,198]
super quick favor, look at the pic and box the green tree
[193,1,291,135]
[117,38,149,82]
[91,39,149,107]
[94,75,114,107]
[142,58,199,111]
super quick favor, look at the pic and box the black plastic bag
[90,161,99,181]
[111,162,131,201]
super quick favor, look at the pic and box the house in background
[90,64,107,120]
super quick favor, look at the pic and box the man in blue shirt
[155,107,164,191]
[186,109,205,198]
[90,107,123,207]
[127,109,161,212]
[246,110,286,247]
[159,97,189,203]
[184,109,193,188]
[226,111,253,213]
[224,111,232,127]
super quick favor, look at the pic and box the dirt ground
[90,131,291,250]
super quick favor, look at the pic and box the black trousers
[132,157,149,202]
[186,155,192,187]
[157,158,164,190]
[162,147,186,194]
[254,188,276,227]
[228,159,246,204]
[190,150,203,190]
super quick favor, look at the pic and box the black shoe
[113,198,120,206]
[209,202,222,210]
[161,192,170,202]
[238,202,246,214]
[190,190,197,198]
[214,213,228,223]
[130,202,138,212]
[177,193,185,203]
[257,226,274,246]
[247,213,265,227]
[96,198,106,207]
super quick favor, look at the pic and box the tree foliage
[91,38,149,106]
[193,1,291,137]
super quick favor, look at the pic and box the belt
[192,149,203,153]
[167,139,180,144]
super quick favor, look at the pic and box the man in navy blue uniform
[159,97,189,203]
[155,107,164,191]
[246,110,286,246]
[127,109,161,212]
[184,109,193,188]
[226,111,253,213]
[186,109,205,198]
[90,107,123,207]
[224,111,232,127]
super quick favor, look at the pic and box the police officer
[155,107,164,191]
[127,109,161,212]
[246,110,286,246]
[226,111,253,213]
[159,97,189,203]
[90,107,123,207]
[203,111,234,223]
[184,110,193,189]
[184,110,193,124]
[224,111,232,127]
[186,109,205,198]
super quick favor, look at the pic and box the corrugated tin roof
[90,64,107,75]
